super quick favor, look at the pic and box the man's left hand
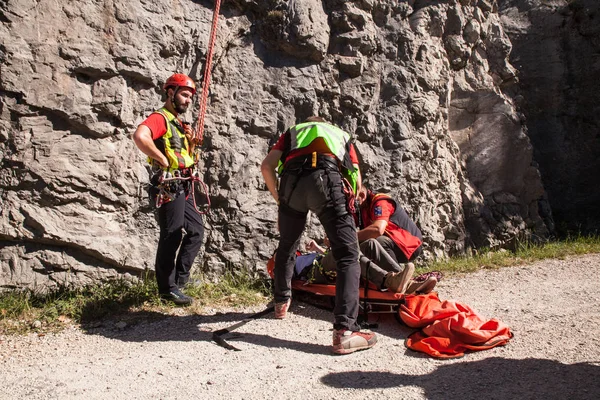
[184,124,200,147]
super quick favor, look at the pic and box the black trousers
[155,190,204,294]
[275,167,361,331]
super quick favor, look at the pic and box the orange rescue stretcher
[268,254,407,327]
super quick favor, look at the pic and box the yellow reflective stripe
[148,108,194,171]
[289,122,350,162]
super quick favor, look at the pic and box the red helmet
[163,73,196,95]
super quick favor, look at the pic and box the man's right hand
[133,125,170,169]
[306,240,318,252]
[158,156,169,168]
[306,240,326,254]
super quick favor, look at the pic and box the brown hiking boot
[384,262,415,293]
[405,276,438,295]
[274,298,291,319]
[332,329,377,355]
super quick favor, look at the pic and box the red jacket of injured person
[357,187,423,262]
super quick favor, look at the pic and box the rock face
[498,0,600,235]
[0,0,581,291]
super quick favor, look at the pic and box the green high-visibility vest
[148,107,195,172]
[286,122,360,193]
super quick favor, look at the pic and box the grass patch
[185,269,271,308]
[0,269,271,336]
[2,235,598,335]
[0,275,162,335]
[423,235,600,275]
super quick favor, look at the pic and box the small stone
[115,321,127,329]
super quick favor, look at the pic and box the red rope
[195,0,222,146]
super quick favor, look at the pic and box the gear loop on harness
[150,166,211,215]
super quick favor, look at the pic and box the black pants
[275,167,361,331]
[319,238,408,289]
[155,190,204,294]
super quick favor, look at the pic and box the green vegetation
[424,235,600,275]
[0,275,161,335]
[184,269,271,308]
[1,236,599,335]
[0,269,270,335]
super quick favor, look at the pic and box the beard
[173,97,189,114]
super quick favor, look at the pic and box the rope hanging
[158,1,222,215]
[194,0,222,146]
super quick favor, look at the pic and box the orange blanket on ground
[400,292,513,359]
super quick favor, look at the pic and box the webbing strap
[282,153,339,173]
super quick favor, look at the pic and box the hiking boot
[417,276,438,294]
[177,279,202,290]
[405,276,438,295]
[384,262,415,293]
[274,298,291,319]
[160,289,193,306]
[332,328,377,355]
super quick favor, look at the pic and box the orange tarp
[400,292,513,359]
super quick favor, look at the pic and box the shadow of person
[214,331,329,354]
[80,309,269,342]
[320,357,600,399]
[79,307,331,354]
[78,294,413,355]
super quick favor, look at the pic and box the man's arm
[306,240,326,254]
[357,196,396,241]
[354,164,362,194]
[348,142,362,194]
[357,219,388,242]
[132,125,169,168]
[261,149,283,204]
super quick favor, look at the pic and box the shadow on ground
[79,306,333,354]
[80,308,273,343]
[320,357,600,399]
[79,297,414,355]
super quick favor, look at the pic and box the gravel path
[1,254,599,400]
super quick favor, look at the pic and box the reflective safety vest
[286,122,360,193]
[148,107,194,171]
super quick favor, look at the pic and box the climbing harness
[152,168,211,214]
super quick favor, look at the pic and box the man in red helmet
[132,73,203,306]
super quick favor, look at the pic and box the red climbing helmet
[163,73,196,95]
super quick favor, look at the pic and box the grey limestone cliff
[1,0,594,290]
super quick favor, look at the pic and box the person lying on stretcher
[297,238,439,295]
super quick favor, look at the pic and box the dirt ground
[1,254,599,400]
